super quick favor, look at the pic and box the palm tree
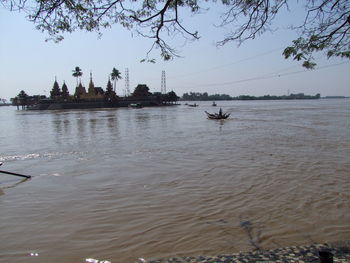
[72,66,83,86]
[110,68,122,93]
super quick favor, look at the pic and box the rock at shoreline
[133,241,350,263]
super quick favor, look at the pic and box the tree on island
[3,0,349,68]
[72,66,83,86]
[110,68,122,93]
[61,82,70,100]
[132,84,151,97]
[104,79,117,101]
[17,90,29,109]
[166,91,179,104]
[11,97,18,107]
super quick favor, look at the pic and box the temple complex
[74,73,105,100]
[11,71,179,110]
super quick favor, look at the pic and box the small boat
[188,103,198,107]
[212,102,217,107]
[205,108,230,119]
[129,103,143,108]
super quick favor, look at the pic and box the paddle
[0,163,32,179]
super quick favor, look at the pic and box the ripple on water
[0,100,350,263]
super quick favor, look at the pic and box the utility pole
[161,70,166,94]
[125,68,130,96]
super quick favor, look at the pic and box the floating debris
[85,258,111,263]
[29,252,39,256]
[86,259,99,263]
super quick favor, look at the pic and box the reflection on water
[0,100,350,263]
[0,174,30,193]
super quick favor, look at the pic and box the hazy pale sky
[0,2,349,101]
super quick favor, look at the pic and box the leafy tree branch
[1,0,349,67]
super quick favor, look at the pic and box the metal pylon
[125,68,130,96]
[161,70,166,94]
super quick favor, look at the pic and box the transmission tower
[161,70,166,94]
[125,68,130,96]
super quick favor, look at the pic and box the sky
[0,2,349,101]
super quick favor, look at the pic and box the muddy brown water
[0,99,349,262]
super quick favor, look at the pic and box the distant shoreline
[179,96,349,101]
[181,92,322,101]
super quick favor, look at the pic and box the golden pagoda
[79,72,104,100]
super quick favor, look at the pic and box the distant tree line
[235,93,321,100]
[181,92,321,101]
[0,98,9,104]
[182,92,232,101]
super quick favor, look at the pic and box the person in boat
[205,107,230,119]
[218,108,223,117]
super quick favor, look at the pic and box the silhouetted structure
[12,79,179,110]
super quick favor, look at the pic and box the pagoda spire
[88,71,95,94]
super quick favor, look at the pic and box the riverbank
[136,241,350,263]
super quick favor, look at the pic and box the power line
[176,61,350,89]
[167,47,284,80]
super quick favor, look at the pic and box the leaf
[283,46,296,59]
[327,50,334,58]
[294,53,306,61]
[302,60,316,69]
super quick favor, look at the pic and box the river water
[0,99,349,263]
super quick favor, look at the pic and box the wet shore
[136,241,350,263]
